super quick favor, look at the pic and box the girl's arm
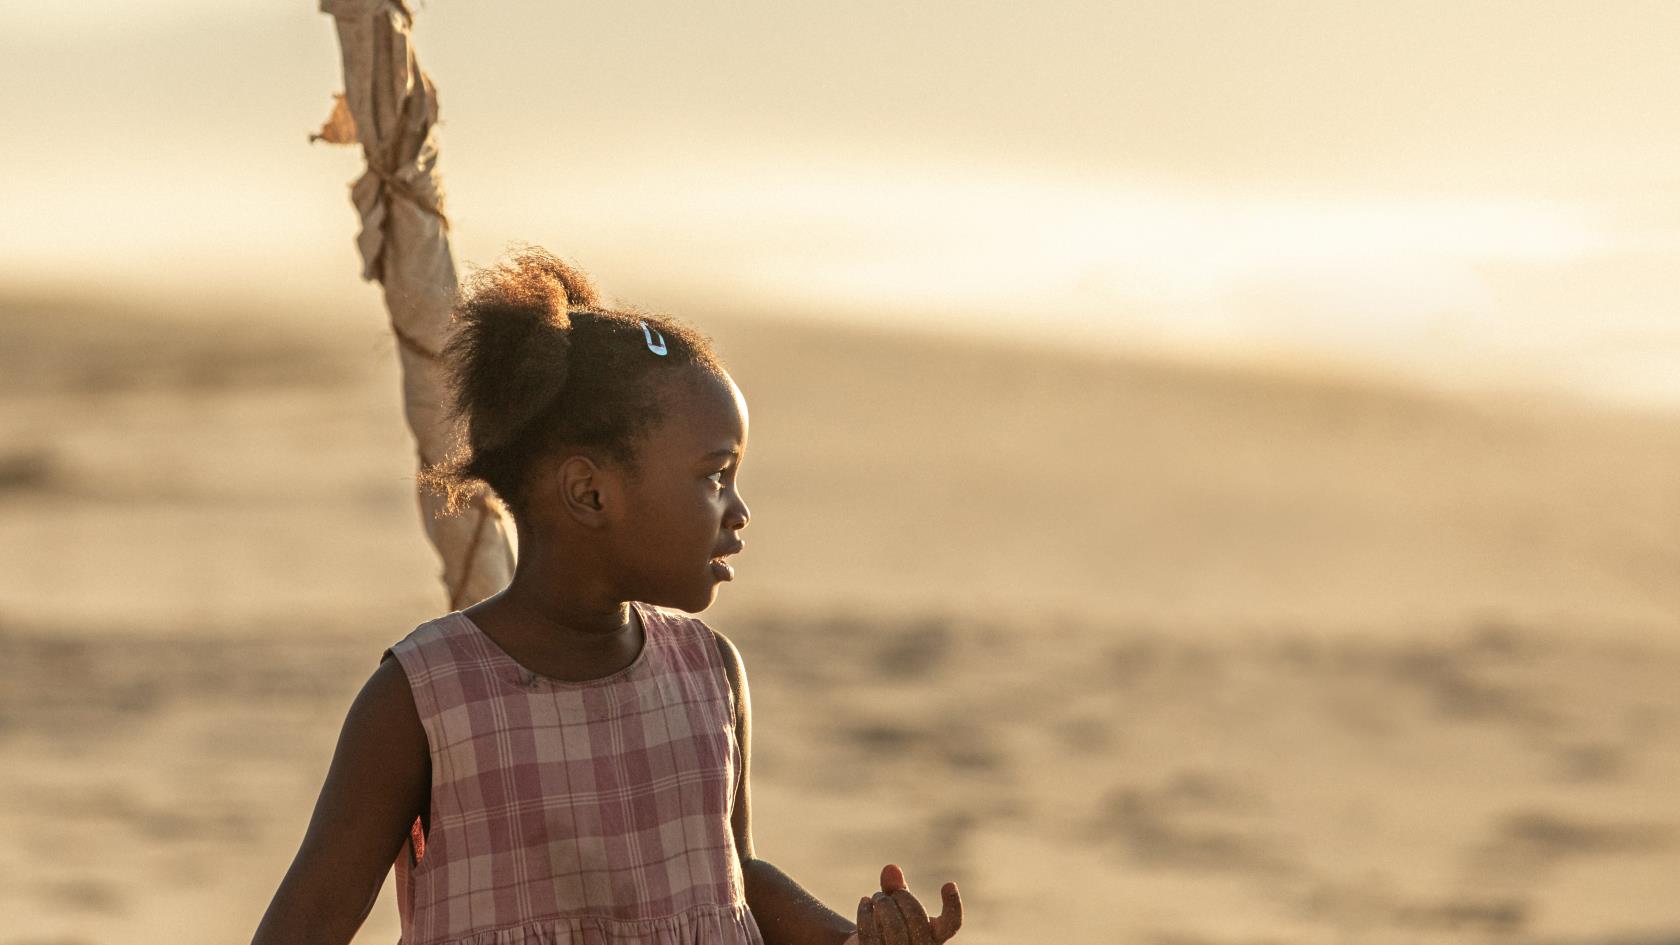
[250,655,430,945]
[712,630,858,945]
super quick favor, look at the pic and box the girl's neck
[464,587,643,681]
[498,518,626,634]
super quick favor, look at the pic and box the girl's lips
[709,559,735,582]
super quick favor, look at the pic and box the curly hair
[418,246,727,520]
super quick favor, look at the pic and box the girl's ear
[541,454,607,526]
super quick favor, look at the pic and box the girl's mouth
[709,557,735,581]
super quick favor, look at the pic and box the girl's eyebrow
[699,447,740,462]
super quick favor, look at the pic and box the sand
[1,290,1676,945]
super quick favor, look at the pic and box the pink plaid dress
[380,600,766,945]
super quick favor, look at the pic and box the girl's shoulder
[375,613,458,714]
[644,605,746,725]
[641,604,737,665]
[383,610,464,659]
[375,612,490,725]
[379,610,494,686]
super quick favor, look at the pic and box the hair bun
[446,247,600,452]
[550,260,599,311]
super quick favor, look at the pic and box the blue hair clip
[640,320,668,356]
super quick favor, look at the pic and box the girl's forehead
[650,371,747,450]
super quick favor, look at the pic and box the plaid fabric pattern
[381,601,765,945]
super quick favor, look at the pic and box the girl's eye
[707,470,727,487]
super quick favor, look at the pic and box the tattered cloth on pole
[315,0,514,610]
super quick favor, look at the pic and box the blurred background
[2,2,1678,944]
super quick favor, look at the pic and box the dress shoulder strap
[380,613,479,735]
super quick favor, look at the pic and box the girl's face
[615,367,751,612]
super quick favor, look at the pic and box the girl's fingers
[880,863,906,894]
[929,882,963,943]
[889,889,936,945]
[856,897,884,945]
[873,891,911,945]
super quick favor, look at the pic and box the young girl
[251,248,963,945]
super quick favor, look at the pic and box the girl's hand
[854,863,963,944]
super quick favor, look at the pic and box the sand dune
[1,292,1676,944]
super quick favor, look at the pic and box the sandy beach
[2,291,1676,945]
